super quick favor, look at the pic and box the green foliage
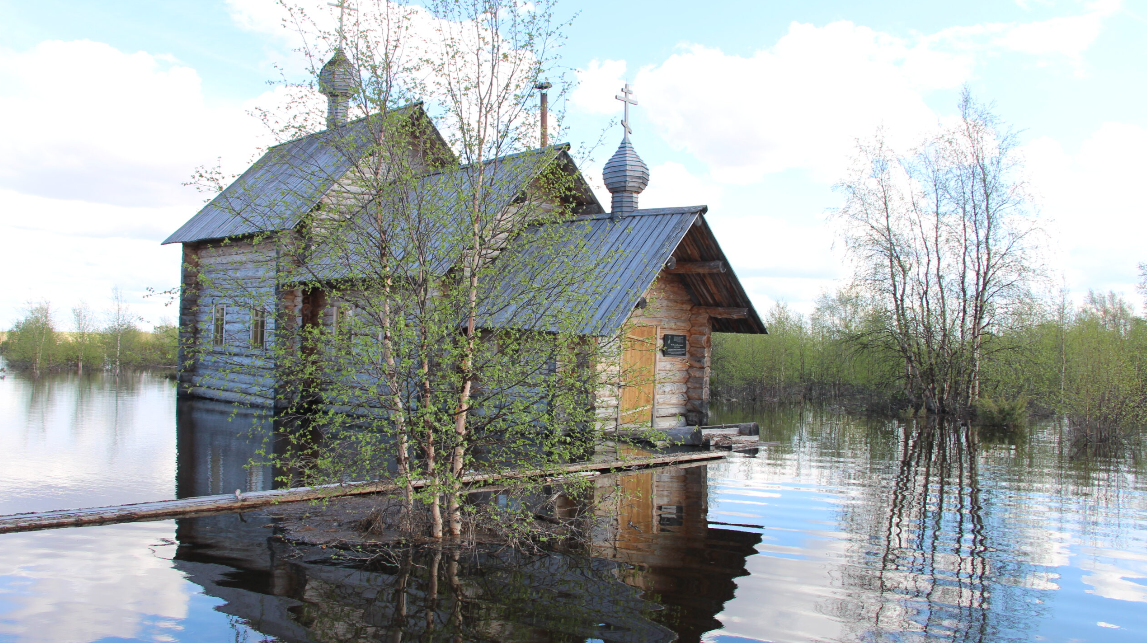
[712,289,1147,446]
[975,396,1028,430]
[1,299,177,371]
[188,0,628,543]
[1,301,57,371]
[711,294,900,408]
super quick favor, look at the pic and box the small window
[334,305,352,338]
[250,308,266,350]
[212,305,225,348]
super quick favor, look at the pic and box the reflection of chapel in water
[593,464,762,640]
[172,424,761,642]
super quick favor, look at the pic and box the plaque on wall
[661,334,687,357]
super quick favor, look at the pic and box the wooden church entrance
[620,325,657,425]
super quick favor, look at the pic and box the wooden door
[620,325,657,425]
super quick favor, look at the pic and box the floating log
[608,426,703,446]
[700,422,759,436]
[0,451,726,535]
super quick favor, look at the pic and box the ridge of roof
[574,205,708,221]
[415,143,572,179]
[265,101,425,150]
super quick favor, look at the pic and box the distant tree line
[0,288,177,373]
[714,290,1147,430]
[712,91,1147,450]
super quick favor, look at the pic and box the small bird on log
[235,489,242,501]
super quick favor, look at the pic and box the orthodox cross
[615,83,637,140]
[328,0,357,48]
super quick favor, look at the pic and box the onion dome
[602,137,649,216]
[318,48,357,129]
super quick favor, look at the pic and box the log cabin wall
[620,271,712,429]
[181,239,279,407]
[177,243,201,393]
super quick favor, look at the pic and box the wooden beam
[0,451,727,535]
[694,306,748,318]
[668,261,725,274]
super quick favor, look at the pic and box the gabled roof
[295,145,603,281]
[668,215,767,334]
[163,104,448,245]
[478,207,765,336]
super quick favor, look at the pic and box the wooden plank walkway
[0,451,726,535]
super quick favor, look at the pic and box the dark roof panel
[163,117,387,245]
[478,209,703,336]
[295,146,601,281]
[479,207,766,336]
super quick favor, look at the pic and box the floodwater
[1,360,1145,642]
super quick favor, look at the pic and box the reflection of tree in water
[292,546,675,642]
[828,417,1039,642]
[176,513,674,643]
[175,464,759,642]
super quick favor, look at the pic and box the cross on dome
[603,82,649,216]
[615,83,637,140]
[328,0,358,48]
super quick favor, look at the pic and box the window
[334,305,352,338]
[212,305,225,348]
[250,308,266,350]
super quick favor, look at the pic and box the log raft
[0,451,727,535]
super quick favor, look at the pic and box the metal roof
[478,208,701,336]
[478,207,766,336]
[294,145,603,281]
[163,105,438,245]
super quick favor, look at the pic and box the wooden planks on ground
[0,451,727,535]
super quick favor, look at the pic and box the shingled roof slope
[296,145,603,280]
[478,208,699,336]
[478,207,766,336]
[163,105,438,245]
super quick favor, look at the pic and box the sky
[1,0,1145,329]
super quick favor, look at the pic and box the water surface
[1,364,1144,642]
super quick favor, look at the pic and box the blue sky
[1,0,1145,327]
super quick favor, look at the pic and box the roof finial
[328,0,357,49]
[603,82,649,217]
[615,83,637,141]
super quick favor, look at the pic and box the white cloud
[0,40,269,207]
[1001,13,1104,58]
[633,23,958,185]
[0,39,282,327]
[641,161,723,210]
[930,2,1117,66]
[571,59,628,115]
[591,3,1118,189]
[1024,122,1147,307]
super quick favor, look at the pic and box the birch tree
[189,0,619,541]
[833,91,1040,415]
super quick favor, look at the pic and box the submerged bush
[976,396,1029,429]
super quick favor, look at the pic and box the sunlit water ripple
[1,361,1145,642]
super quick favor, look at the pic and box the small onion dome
[602,137,650,215]
[318,48,357,129]
[318,48,356,97]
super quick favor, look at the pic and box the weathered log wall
[600,272,712,430]
[181,239,280,406]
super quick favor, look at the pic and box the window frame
[212,304,226,348]
[250,307,266,350]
